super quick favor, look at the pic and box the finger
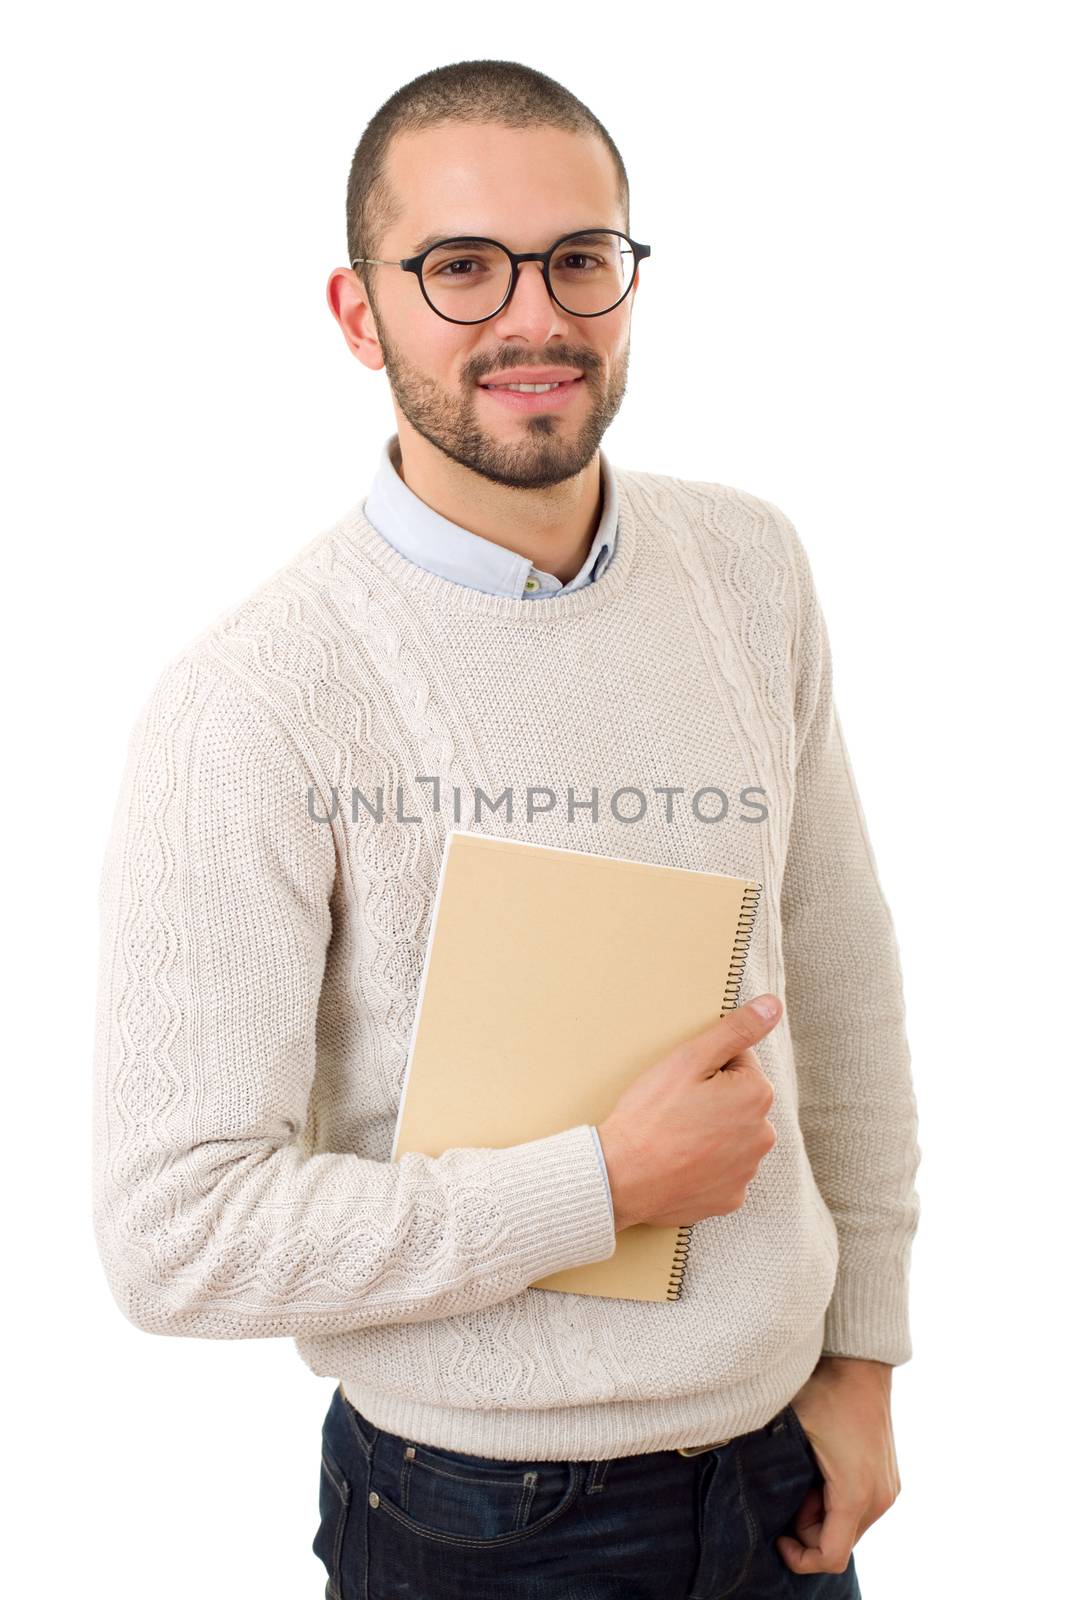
[789,1483,823,1544]
[778,1503,860,1576]
[685,994,782,1071]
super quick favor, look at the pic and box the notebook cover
[390,831,761,1302]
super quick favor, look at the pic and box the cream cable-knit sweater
[92,464,921,1461]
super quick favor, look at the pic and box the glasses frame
[351,228,651,325]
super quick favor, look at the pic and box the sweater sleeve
[777,516,922,1367]
[92,651,617,1340]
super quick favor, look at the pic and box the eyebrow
[408,227,618,257]
[410,232,475,256]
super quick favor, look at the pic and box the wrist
[596,1121,644,1232]
[816,1355,893,1390]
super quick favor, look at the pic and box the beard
[371,305,630,491]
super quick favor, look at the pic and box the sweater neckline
[336,468,640,623]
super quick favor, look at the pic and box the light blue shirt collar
[362,434,618,600]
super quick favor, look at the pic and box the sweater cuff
[486,1123,618,1282]
[821,1263,914,1367]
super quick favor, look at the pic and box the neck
[391,425,604,586]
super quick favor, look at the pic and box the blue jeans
[312,1383,862,1598]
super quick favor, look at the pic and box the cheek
[392,313,477,383]
[445,339,492,391]
[592,317,629,370]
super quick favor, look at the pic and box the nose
[492,258,570,339]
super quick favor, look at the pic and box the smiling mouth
[479,375,585,391]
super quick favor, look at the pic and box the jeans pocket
[375,1438,583,1549]
[311,1440,351,1598]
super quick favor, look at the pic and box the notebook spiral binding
[665,1228,692,1301]
[665,880,764,1302]
[722,882,763,1013]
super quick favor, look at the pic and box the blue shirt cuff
[588,1125,616,1224]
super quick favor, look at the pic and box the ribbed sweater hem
[336,1320,825,1462]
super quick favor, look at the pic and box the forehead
[382,121,622,250]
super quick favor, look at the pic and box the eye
[423,245,498,278]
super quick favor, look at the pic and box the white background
[3,3,1064,1595]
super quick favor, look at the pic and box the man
[92,57,921,1600]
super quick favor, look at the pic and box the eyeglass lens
[421,232,635,321]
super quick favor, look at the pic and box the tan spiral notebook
[390,831,762,1302]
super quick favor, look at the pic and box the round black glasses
[351,228,651,325]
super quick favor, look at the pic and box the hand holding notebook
[596,993,782,1230]
[390,831,768,1302]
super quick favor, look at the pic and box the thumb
[680,993,782,1075]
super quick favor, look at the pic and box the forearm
[94,1122,617,1339]
[781,706,921,1363]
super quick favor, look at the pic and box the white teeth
[487,381,563,393]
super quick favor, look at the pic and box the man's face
[363,122,635,490]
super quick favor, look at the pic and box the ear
[326,267,385,372]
